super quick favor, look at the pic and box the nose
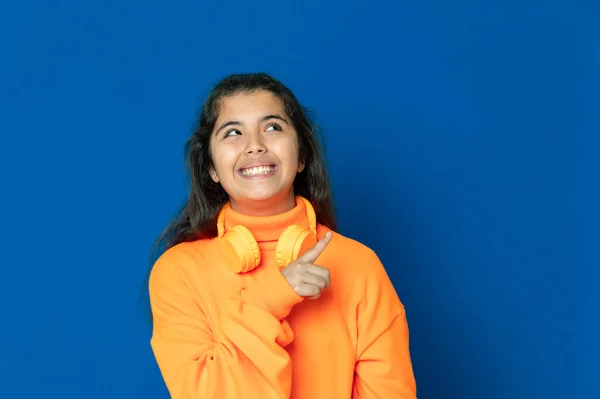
[244,132,267,155]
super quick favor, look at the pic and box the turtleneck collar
[220,196,312,246]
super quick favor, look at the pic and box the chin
[244,191,283,202]
[234,187,294,204]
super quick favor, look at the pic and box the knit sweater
[149,197,417,398]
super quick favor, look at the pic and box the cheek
[290,144,301,169]
[212,147,244,182]
[273,138,300,165]
[211,151,223,172]
[210,145,231,171]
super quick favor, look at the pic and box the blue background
[1,0,598,398]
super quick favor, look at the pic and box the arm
[149,252,303,399]
[352,251,417,399]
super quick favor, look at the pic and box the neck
[220,195,312,245]
[229,192,297,217]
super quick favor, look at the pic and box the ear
[209,166,220,183]
[297,152,306,173]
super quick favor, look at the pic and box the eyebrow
[215,114,289,135]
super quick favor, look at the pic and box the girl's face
[209,90,305,216]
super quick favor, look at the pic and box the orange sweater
[149,198,417,398]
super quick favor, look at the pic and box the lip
[237,162,278,179]
[237,161,277,171]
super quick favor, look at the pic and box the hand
[281,231,332,300]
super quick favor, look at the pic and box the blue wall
[1,1,598,398]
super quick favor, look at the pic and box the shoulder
[316,225,405,311]
[149,239,217,289]
[316,225,389,280]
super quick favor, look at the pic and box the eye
[225,129,241,138]
[265,123,283,132]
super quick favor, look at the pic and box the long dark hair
[141,72,337,316]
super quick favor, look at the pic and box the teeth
[241,166,275,176]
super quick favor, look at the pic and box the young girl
[147,73,417,398]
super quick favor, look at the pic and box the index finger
[298,231,332,263]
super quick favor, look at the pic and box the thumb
[298,231,332,264]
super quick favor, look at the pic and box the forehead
[217,90,286,121]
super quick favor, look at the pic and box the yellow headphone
[216,197,318,274]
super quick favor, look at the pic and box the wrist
[242,269,303,320]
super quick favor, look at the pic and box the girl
[147,73,417,398]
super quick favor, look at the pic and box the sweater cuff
[242,270,303,320]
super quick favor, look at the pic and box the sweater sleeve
[149,251,303,399]
[351,250,417,399]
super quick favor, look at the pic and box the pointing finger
[299,231,332,263]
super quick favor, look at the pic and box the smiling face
[208,90,305,216]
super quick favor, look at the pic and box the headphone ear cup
[275,225,317,269]
[219,225,261,273]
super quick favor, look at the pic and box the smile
[239,165,276,177]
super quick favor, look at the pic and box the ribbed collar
[220,196,311,244]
